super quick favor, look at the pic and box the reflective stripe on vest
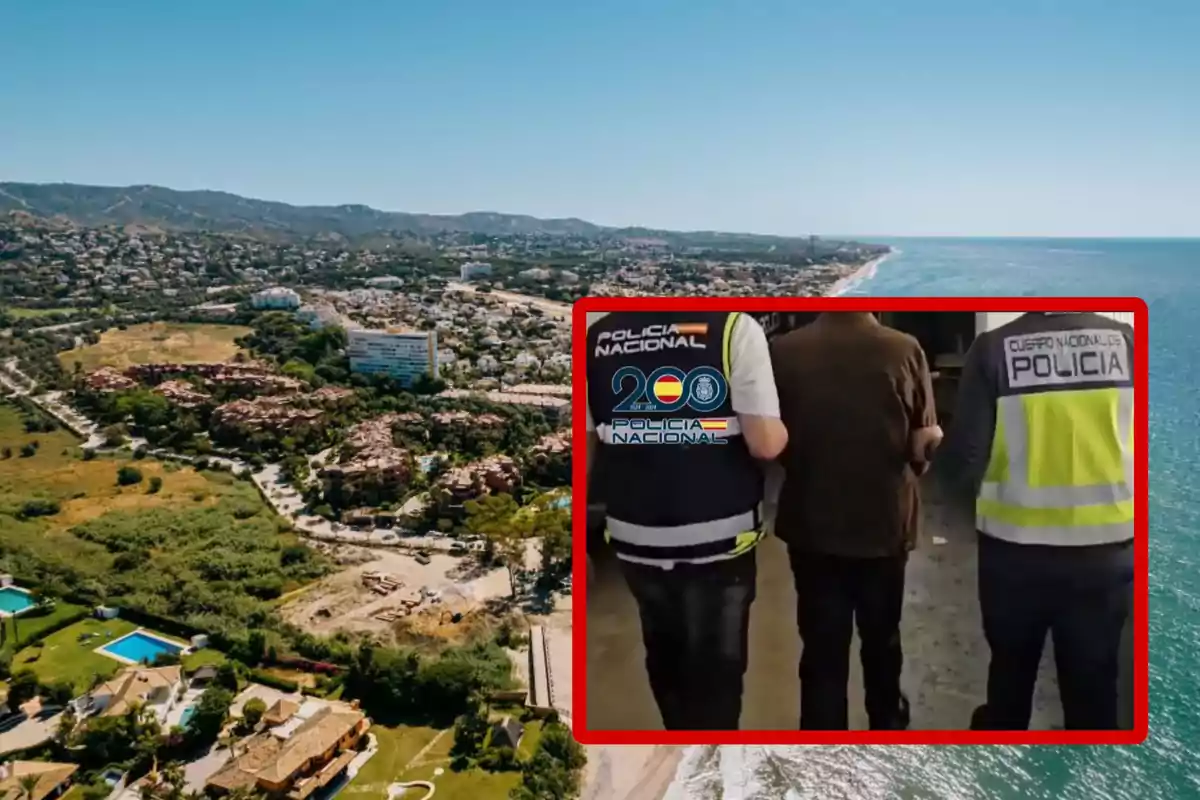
[976,386,1134,546]
[593,415,742,444]
[605,506,763,563]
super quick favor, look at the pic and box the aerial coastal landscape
[0,181,883,800]
[5,0,1194,796]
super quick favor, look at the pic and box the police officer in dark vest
[585,310,788,730]
[935,311,1136,730]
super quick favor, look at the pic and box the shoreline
[826,247,894,297]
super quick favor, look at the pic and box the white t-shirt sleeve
[729,313,781,418]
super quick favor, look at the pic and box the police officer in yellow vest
[585,310,788,730]
[934,311,1135,730]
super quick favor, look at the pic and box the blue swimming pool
[0,587,35,615]
[551,494,571,509]
[100,631,184,664]
[178,705,197,728]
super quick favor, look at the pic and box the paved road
[0,710,62,756]
[3,360,488,556]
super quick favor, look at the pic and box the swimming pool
[99,630,185,664]
[0,587,35,615]
[551,494,571,509]
[178,705,196,728]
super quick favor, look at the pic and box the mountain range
[0,182,828,249]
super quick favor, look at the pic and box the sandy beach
[827,248,894,297]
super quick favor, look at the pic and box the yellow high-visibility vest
[975,317,1135,547]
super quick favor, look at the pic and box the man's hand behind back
[910,424,944,475]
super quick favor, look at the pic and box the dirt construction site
[280,544,517,645]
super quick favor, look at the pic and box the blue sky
[3,0,1197,237]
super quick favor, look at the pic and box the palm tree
[17,774,41,800]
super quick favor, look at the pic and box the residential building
[320,414,415,503]
[365,275,404,289]
[89,665,184,722]
[437,389,570,421]
[434,455,522,508]
[211,398,324,436]
[153,380,211,409]
[489,716,525,750]
[460,261,493,281]
[83,367,137,392]
[251,287,302,310]
[205,698,370,800]
[346,328,437,388]
[0,761,79,800]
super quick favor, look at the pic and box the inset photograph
[574,299,1146,745]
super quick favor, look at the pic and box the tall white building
[460,261,493,281]
[347,328,438,388]
[251,287,301,310]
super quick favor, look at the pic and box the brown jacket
[770,313,936,558]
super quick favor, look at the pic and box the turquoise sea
[837,239,1198,799]
[667,238,1200,799]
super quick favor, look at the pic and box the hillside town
[0,205,887,800]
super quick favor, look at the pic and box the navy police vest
[586,310,764,563]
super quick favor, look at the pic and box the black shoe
[870,693,912,730]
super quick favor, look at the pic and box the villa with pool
[88,665,185,724]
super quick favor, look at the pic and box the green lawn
[342,725,443,798]
[345,719,544,800]
[12,617,139,693]
[182,647,228,671]
[10,617,220,693]
[2,601,87,648]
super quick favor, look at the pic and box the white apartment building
[365,275,404,289]
[251,287,301,310]
[347,328,438,388]
[460,261,493,281]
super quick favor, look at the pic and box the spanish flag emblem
[698,419,729,431]
[674,323,708,336]
[652,375,684,403]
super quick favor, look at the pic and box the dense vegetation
[2,472,330,643]
[235,313,350,386]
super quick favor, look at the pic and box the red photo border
[569,295,1149,746]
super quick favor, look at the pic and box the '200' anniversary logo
[612,365,728,413]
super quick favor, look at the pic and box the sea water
[666,238,1200,800]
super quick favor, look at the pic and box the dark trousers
[788,547,909,730]
[618,552,757,730]
[975,533,1134,730]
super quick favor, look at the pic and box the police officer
[585,309,788,731]
[934,311,1135,730]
